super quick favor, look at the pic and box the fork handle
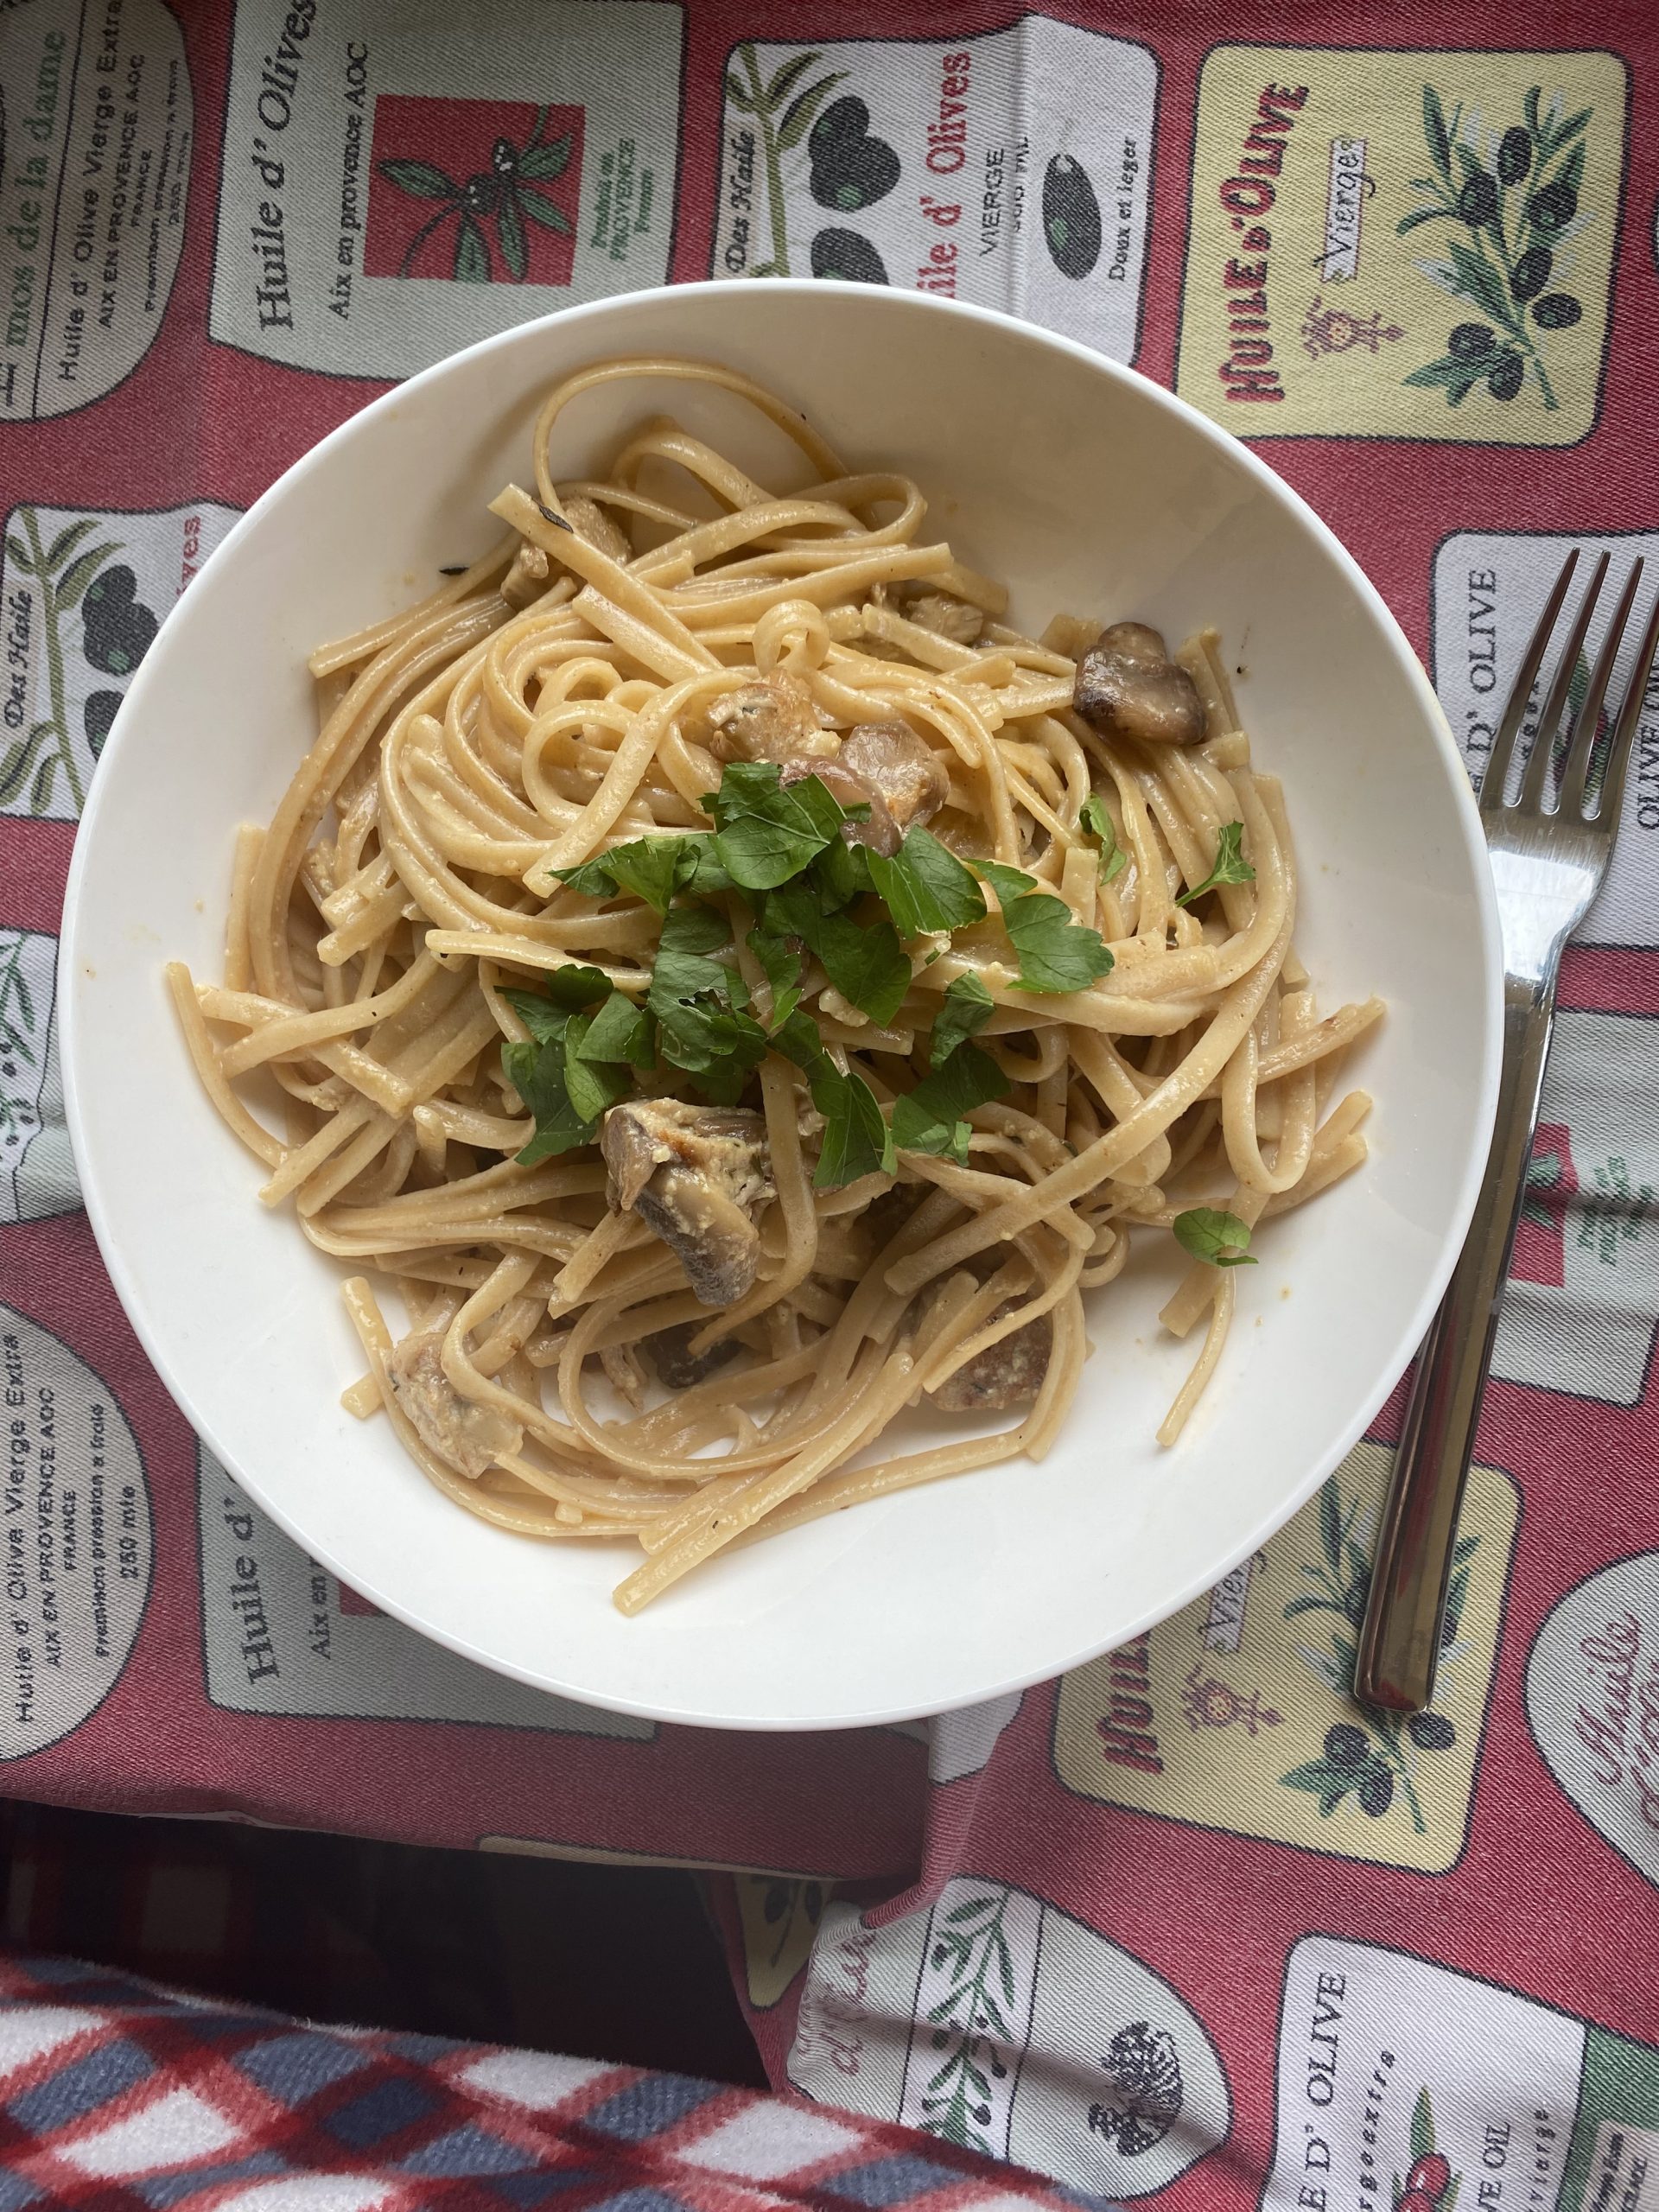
[1355,970,1558,1712]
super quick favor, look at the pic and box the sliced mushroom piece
[601,1099,774,1306]
[707,669,839,765]
[898,586,985,645]
[779,755,900,858]
[385,1331,524,1478]
[927,1300,1052,1413]
[840,721,950,834]
[1073,622,1207,747]
[644,1322,741,1391]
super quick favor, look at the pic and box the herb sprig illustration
[1399,85,1594,411]
[0,510,127,815]
[378,105,572,283]
[1278,1474,1478,1834]
[724,46,849,276]
[0,930,41,1150]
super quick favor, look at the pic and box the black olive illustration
[1440,1609,1462,1649]
[1357,1766,1395,1817]
[1325,1724,1370,1770]
[810,227,889,284]
[1511,245,1554,301]
[83,690,123,756]
[809,96,870,156]
[1041,154,1103,280]
[1487,352,1525,401]
[81,566,159,678]
[1527,180,1578,232]
[1086,2023,1184,2157]
[1532,291,1583,329]
[810,137,900,212]
[1458,170,1498,227]
[1497,127,1533,185]
[1449,321,1496,359]
[1406,1712,1456,1750]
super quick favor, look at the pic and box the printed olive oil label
[1262,1936,1659,2212]
[1053,1441,1519,1872]
[0,927,75,1224]
[210,0,681,377]
[1177,48,1626,442]
[712,23,1156,361]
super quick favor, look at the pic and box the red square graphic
[365,97,583,285]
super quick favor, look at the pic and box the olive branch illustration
[917,1885,1018,2156]
[0,510,125,816]
[1398,85,1593,411]
[0,930,40,1147]
[377,105,573,283]
[723,46,847,276]
[1277,1473,1479,1834]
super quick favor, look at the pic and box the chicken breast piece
[601,1099,774,1306]
[928,1302,1052,1413]
[707,670,839,765]
[840,721,950,833]
[385,1332,524,1478]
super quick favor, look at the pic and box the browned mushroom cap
[601,1099,773,1306]
[779,756,900,857]
[1073,622,1206,747]
[385,1330,524,1478]
[707,671,838,765]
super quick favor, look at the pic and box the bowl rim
[59,278,1503,1728]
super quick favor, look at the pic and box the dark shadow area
[0,1799,766,2086]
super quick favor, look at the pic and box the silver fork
[1356,549,1659,1713]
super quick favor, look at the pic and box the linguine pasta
[171,357,1381,1614]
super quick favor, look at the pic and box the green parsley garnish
[866,826,987,937]
[1173,1207,1258,1268]
[968,857,1039,906]
[554,836,729,913]
[891,1041,1009,1164]
[1001,893,1114,995]
[928,973,995,1069]
[1080,791,1128,884]
[1176,821,1255,907]
[703,761,856,890]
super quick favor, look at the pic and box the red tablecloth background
[2,3,1656,2207]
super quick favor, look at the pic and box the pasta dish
[170,358,1380,1613]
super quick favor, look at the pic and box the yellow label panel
[1176,47,1626,443]
[1053,1440,1520,1872]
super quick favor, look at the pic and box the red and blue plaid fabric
[0,1952,1117,2212]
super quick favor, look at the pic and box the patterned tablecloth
[3,1,1658,2206]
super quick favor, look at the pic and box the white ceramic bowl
[60,282,1500,1729]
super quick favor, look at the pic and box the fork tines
[1480,548,1659,826]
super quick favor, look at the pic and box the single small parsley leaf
[649,906,752,1075]
[769,1008,836,1103]
[708,760,848,889]
[816,1066,895,1188]
[549,854,620,899]
[892,1041,1009,1161]
[1001,893,1116,994]
[499,988,569,1048]
[1080,791,1128,884]
[577,989,655,1070]
[929,973,995,1068]
[503,1038,594,1164]
[748,929,803,1027]
[968,857,1039,907]
[562,1014,634,1125]
[867,825,987,937]
[1173,1206,1258,1268]
[1176,820,1255,907]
